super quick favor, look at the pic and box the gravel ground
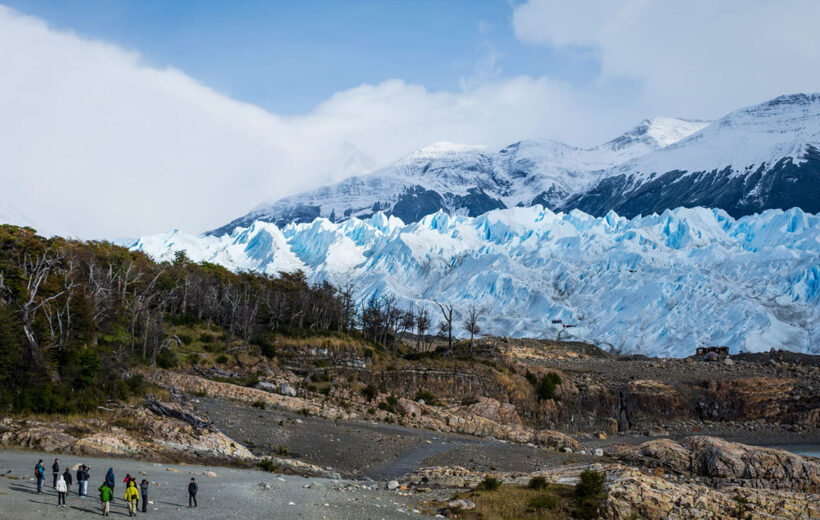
[195,397,592,479]
[0,449,430,520]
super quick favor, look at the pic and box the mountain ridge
[208,116,709,236]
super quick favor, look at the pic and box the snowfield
[132,206,820,358]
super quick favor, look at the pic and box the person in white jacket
[55,475,67,507]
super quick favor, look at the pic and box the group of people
[35,458,199,516]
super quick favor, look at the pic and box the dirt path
[0,449,429,519]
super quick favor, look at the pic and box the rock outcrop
[605,466,820,520]
[604,436,820,493]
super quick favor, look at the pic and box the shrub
[314,359,331,368]
[275,445,289,456]
[155,349,178,369]
[363,348,374,358]
[528,476,548,490]
[572,469,606,519]
[215,354,229,364]
[361,384,378,402]
[177,334,193,345]
[575,469,605,499]
[525,369,538,385]
[252,400,266,410]
[476,476,502,491]
[257,459,278,472]
[199,333,214,343]
[536,372,562,401]
[414,390,437,405]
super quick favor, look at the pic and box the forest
[0,225,479,414]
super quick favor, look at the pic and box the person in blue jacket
[34,459,45,494]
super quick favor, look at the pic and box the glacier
[132,206,820,358]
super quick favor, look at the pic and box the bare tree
[463,304,482,352]
[434,300,455,354]
[416,306,430,351]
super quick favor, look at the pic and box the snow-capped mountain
[208,117,708,235]
[564,94,820,218]
[133,206,820,357]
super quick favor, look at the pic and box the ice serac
[134,206,820,358]
[565,94,820,218]
[208,117,707,236]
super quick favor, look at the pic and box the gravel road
[0,449,430,519]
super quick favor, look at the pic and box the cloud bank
[1,2,819,238]
[512,0,820,117]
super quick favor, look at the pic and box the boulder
[448,499,475,510]
[534,430,582,452]
[255,381,278,392]
[278,383,297,397]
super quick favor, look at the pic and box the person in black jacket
[188,478,198,507]
[63,468,73,496]
[52,458,60,488]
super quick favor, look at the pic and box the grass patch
[441,483,577,519]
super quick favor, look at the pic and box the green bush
[363,348,374,358]
[361,384,378,402]
[199,333,214,343]
[257,459,278,472]
[252,400,266,410]
[525,369,538,385]
[528,476,548,490]
[536,372,562,401]
[477,476,502,491]
[215,354,229,364]
[155,349,179,369]
[572,469,606,519]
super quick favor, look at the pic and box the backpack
[35,466,43,478]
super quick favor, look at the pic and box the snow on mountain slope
[209,117,707,236]
[134,206,820,357]
[566,94,820,218]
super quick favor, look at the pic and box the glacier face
[133,206,820,357]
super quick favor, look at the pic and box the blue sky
[6,0,600,114]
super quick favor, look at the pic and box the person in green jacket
[98,483,112,517]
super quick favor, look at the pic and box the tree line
[0,225,486,413]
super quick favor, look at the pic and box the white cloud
[512,0,820,117]
[0,5,633,239]
[4,2,817,239]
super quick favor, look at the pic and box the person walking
[124,480,140,517]
[63,468,73,497]
[55,474,67,507]
[187,477,198,508]
[139,479,149,513]
[98,481,113,517]
[34,459,45,494]
[105,467,116,501]
[52,458,60,488]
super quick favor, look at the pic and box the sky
[1,0,819,239]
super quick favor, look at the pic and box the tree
[463,304,482,352]
[434,301,454,353]
[415,306,430,351]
